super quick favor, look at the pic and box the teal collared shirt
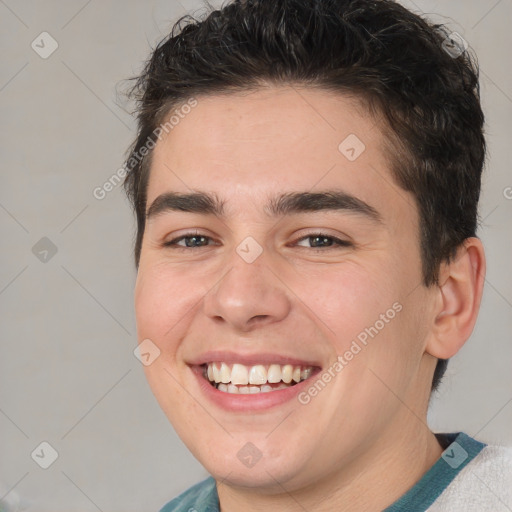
[160,432,486,512]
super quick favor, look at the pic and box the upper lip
[187,350,322,368]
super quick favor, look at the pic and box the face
[134,86,438,492]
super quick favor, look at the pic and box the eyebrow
[146,190,382,223]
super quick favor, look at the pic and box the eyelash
[162,232,352,251]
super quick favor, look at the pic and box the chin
[188,434,316,492]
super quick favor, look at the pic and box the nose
[202,249,292,332]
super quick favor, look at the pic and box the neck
[217,419,444,512]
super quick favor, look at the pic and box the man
[123,0,512,510]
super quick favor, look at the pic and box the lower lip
[191,366,318,412]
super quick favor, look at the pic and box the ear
[426,237,486,359]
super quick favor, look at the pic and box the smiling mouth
[203,362,315,394]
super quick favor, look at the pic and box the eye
[162,231,352,251]
[294,233,352,250]
[163,232,215,249]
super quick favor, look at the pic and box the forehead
[147,86,412,224]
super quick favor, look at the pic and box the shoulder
[159,477,218,512]
[429,439,512,512]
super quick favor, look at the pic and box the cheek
[293,261,399,348]
[134,262,200,345]
[294,262,420,397]
[134,263,200,419]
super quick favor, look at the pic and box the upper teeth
[206,362,312,385]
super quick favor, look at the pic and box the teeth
[213,364,221,383]
[220,362,230,384]
[227,384,239,394]
[205,361,315,392]
[231,363,249,385]
[249,365,267,385]
[282,364,293,383]
[301,368,312,380]
[267,364,282,383]
[217,383,291,394]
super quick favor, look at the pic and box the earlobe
[426,237,486,359]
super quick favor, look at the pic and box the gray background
[0,0,510,510]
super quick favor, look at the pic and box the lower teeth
[214,382,296,394]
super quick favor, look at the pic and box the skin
[134,86,485,511]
